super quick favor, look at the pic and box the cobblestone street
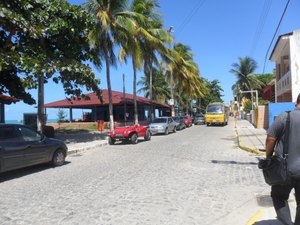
[0,120,267,225]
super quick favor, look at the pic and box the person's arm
[265,134,277,158]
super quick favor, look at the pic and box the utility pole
[168,26,175,117]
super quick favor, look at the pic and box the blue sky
[6,0,300,121]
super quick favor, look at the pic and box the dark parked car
[172,116,186,130]
[194,114,206,125]
[0,124,67,173]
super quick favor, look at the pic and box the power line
[262,0,291,74]
[249,0,272,57]
[176,0,206,37]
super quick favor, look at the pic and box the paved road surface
[0,120,267,225]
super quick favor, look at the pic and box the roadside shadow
[111,139,148,145]
[0,161,70,183]
[253,219,282,225]
[221,136,236,141]
[211,160,257,165]
[56,132,108,144]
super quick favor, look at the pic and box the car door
[169,117,175,130]
[18,126,52,166]
[0,126,25,172]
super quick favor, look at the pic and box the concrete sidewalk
[235,119,297,225]
[235,118,266,156]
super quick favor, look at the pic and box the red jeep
[108,124,151,145]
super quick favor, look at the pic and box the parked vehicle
[108,124,151,145]
[172,116,186,130]
[205,102,230,126]
[149,117,177,135]
[0,124,67,173]
[183,115,193,127]
[194,114,206,125]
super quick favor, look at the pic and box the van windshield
[207,104,223,114]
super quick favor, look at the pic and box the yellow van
[205,102,229,126]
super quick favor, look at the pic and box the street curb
[67,141,108,155]
[235,130,265,156]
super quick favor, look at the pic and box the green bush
[243,99,252,113]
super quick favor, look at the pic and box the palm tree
[85,0,128,130]
[132,0,170,120]
[166,43,207,114]
[137,66,170,103]
[119,0,168,124]
[230,56,262,96]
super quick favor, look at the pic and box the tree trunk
[123,73,127,125]
[105,55,114,131]
[37,74,46,132]
[132,58,138,124]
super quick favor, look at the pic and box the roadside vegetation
[55,125,98,133]
[230,56,274,112]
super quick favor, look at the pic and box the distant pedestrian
[265,94,300,225]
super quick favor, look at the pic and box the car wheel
[165,128,169,135]
[52,149,66,167]
[109,137,115,145]
[130,133,138,144]
[173,126,177,133]
[144,130,151,141]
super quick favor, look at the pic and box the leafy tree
[57,109,67,123]
[1,0,102,131]
[137,66,170,103]
[230,56,263,99]
[166,43,207,114]
[255,73,274,98]
[243,98,252,113]
[198,79,223,111]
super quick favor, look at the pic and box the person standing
[265,94,300,225]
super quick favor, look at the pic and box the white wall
[290,29,300,101]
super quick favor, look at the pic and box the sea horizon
[5,119,57,124]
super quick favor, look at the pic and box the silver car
[149,117,177,135]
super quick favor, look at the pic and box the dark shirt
[267,108,300,175]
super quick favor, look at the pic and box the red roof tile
[0,94,19,104]
[45,89,170,108]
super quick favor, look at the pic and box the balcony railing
[276,70,291,96]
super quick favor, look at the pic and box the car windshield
[152,118,167,123]
[173,117,180,122]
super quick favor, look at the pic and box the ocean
[5,119,57,124]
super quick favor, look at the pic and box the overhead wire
[262,0,291,74]
[249,0,272,57]
[176,0,206,37]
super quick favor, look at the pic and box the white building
[270,29,300,102]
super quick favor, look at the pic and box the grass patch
[56,124,98,133]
